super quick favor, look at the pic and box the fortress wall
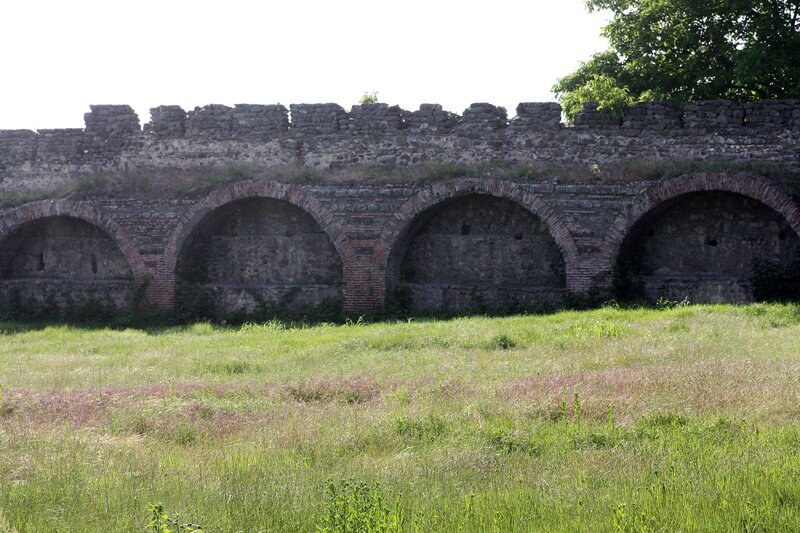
[0,100,798,317]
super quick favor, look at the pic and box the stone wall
[2,98,799,188]
[0,100,799,318]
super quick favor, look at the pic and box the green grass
[1,304,800,531]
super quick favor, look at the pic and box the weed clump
[146,503,204,533]
[612,502,654,533]
[0,508,18,533]
[484,425,541,455]
[207,359,257,376]
[487,333,517,350]
[317,479,403,533]
[286,378,379,405]
[129,413,155,436]
[171,424,199,446]
[393,413,449,443]
[0,385,15,418]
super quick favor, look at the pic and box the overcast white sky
[0,1,610,130]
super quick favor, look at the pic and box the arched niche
[614,191,800,302]
[176,197,343,319]
[387,193,567,314]
[0,216,136,316]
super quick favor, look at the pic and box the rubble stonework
[0,99,799,317]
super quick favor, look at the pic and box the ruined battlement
[1,99,799,172]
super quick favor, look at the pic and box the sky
[0,1,610,130]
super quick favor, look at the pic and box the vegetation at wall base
[0,304,799,530]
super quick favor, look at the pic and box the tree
[553,0,800,121]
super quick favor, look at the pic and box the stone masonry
[1,99,799,317]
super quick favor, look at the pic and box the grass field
[1,304,799,531]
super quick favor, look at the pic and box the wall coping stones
[744,99,800,130]
[511,102,562,129]
[459,103,508,134]
[574,102,622,128]
[232,104,289,138]
[35,128,85,163]
[0,130,38,165]
[349,103,405,133]
[289,103,349,133]
[145,105,187,138]
[83,105,141,157]
[405,103,459,133]
[2,99,798,141]
[186,105,234,140]
[622,101,683,130]
[684,100,746,129]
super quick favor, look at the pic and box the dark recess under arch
[614,191,800,303]
[176,197,344,319]
[0,216,136,317]
[387,194,567,314]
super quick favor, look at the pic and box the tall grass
[0,304,799,530]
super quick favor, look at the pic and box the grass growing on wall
[1,158,798,208]
[0,304,800,530]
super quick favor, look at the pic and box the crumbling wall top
[1,99,799,170]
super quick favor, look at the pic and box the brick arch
[601,172,800,274]
[0,199,148,282]
[158,180,348,309]
[379,177,580,291]
[164,180,346,271]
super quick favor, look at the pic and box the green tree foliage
[553,0,800,121]
[559,73,634,121]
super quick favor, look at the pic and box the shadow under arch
[0,199,148,281]
[602,172,800,302]
[0,199,148,316]
[164,181,347,318]
[380,178,580,313]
